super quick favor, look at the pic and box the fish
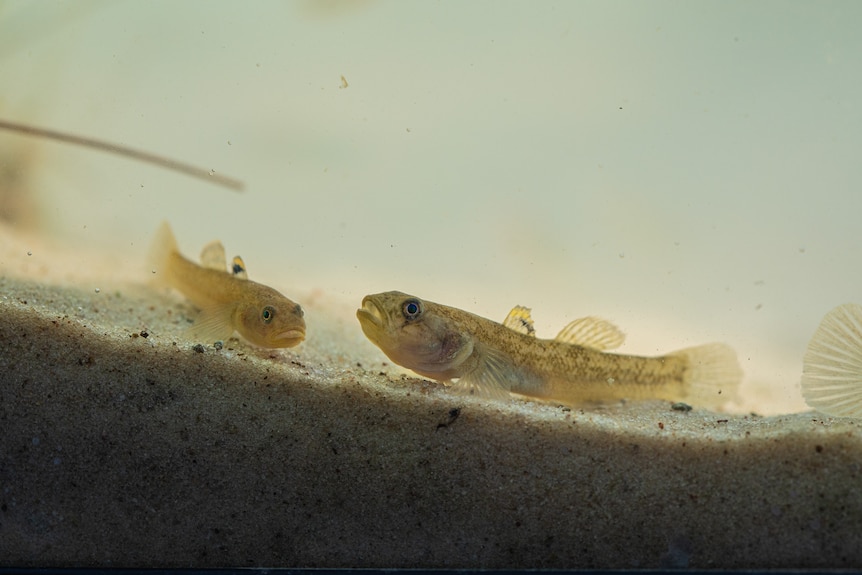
[149,222,306,348]
[356,291,742,407]
[801,303,862,417]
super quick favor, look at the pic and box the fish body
[801,303,862,417]
[357,291,741,407]
[149,222,305,348]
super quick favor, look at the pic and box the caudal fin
[801,303,862,418]
[147,221,178,285]
[670,343,742,408]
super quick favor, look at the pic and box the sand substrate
[1,274,861,569]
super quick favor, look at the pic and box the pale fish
[357,291,742,408]
[801,303,862,417]
[149,222,305,348]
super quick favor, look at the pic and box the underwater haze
[2,0,861,414]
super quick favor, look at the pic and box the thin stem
[0,118,244,192]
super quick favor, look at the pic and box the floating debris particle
[340,75,349,89]
[94,288,101,294]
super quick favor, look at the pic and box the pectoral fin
[200,240,227,271]
[555,316,625,350]
[186,303,236,344]
[451,344,515,401]
[503,305,536,336]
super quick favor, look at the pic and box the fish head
[356,291,474,381]
[235,287,306,348]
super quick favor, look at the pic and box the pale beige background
[2,1,860,414]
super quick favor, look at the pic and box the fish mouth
[273,329,306,347]
[356,297,384,328]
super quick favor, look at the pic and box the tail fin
[669,343,742,408]
[801,303,862,418]
[147,221,178,285]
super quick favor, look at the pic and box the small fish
[357,291,742,407]
[149,222,305,348]
[801,303,862,417]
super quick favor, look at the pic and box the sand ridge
[1,274,861,568]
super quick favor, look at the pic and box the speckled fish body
[149,222,305,348]
[357,291,741,407]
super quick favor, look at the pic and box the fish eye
[261,305,276,324]
[402,299,423,321]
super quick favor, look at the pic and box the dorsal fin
[231,256,249,280]
[200,240,227,271]
[503,305,536,336]
[555,316,625,350]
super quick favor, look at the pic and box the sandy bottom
[1,233,861,569]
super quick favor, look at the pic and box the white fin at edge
[801,303,862,418]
